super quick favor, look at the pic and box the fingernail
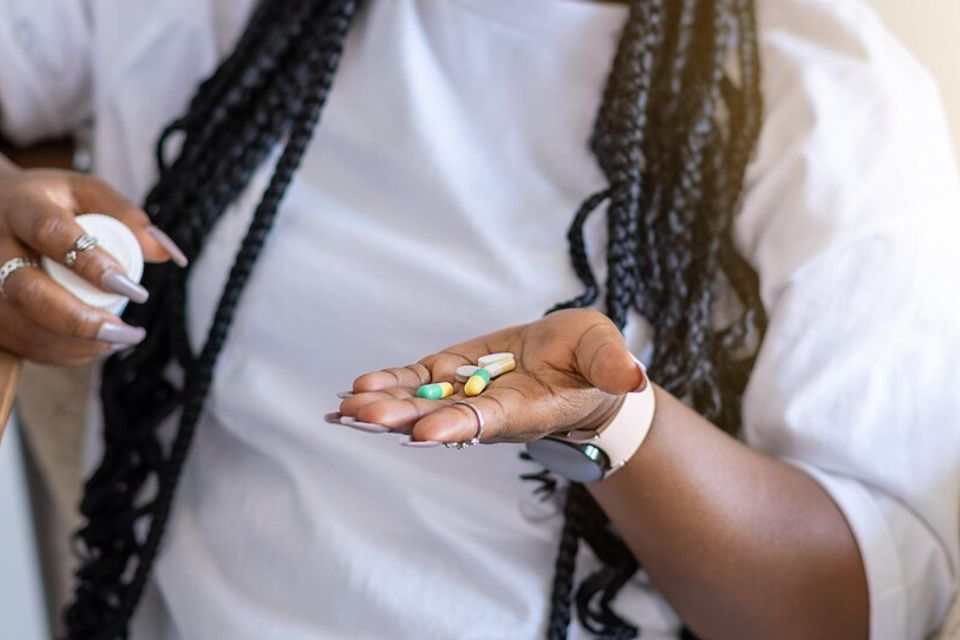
[631,354,648,392]
[102,271,149,304]
[339,416,390,434]
[146,225,189,268]
[336,390,354,399]
[324,412,342,424]
[97,322,147,346]
[399,437,442,448]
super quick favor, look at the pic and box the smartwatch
[525,383,656,484]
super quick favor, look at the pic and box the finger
[0,303,113,365]
[3,264,145,345]
[71,175,187,265]
[338,388,415,416]
[421,325,524,373]
[349,394,459,432]
[6,205,149,303]
[409,382,585,445]
[352,364,432,393]
[572,318,646,395]
[417,350,478,384]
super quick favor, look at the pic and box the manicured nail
[631,354,648,392]
[324,412,342,424]
[104,344,126,356]
[146,225,189,268]
[399,437,442,448]
[102,271,149,304]
[97,322,147,346]
[339,416,390,434]
[336,390,354,399]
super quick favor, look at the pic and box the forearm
[589,386,869,640]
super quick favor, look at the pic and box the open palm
[334,309,647,446]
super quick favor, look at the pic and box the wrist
[527,383,657,483]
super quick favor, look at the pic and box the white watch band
[557,383,657,479]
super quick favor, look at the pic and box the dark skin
[0,148,177,364]
[339,309,870,639]
[1,134,869,639]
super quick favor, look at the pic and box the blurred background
[0,2,957,639]
[873,0,960,160]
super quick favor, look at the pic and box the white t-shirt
[2,1,959,638]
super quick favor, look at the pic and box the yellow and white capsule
[482,358,515,378]
[464,369,491,396]
[478,352,514,367]
[463,358,516,396]
[416,382,454,400]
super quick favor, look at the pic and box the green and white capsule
[416,382,454,400]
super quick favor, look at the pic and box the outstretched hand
[334,309,648,446]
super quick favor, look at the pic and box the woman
[0,0,957,638]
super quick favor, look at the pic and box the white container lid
[41,213,144,315]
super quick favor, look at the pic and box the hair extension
[65,1,765,638]
[545,0,764,637]
[64,2,359,638]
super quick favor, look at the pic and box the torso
[86,1,675,638]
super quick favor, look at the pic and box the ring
[444,400,485,449]
[0,257,40,298]
[64,233,98,267]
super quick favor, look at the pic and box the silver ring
[444,400,485,449]
[0,257,40,298]
[64,233,98,267]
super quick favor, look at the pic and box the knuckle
[28,211,67,249]
[63,309,99,339]
[5,273,44,310]
[78,251,116,281]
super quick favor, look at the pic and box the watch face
[525,437,609,484]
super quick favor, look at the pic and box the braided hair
[65,1,764,638]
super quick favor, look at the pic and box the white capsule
[456,365,479,383]
[478,352,514,367]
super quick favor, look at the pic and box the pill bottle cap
[42,214,145,316]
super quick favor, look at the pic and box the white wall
[869,0,960,164]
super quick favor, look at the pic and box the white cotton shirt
[2,1,959,638]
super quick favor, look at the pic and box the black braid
[545,0,764,638]
[66,1,764,639]
[64,2,359,637]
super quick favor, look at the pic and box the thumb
[573,320,647,396]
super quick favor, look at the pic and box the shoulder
[738,0,960,307]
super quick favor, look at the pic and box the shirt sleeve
[740,2,960,638]
[0,0,92,145]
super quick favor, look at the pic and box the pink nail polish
[339,416,390,433]
[399,437,442,448]
[146,225,189,267]
[631,354,648,392]
[336,390,354,399]
[97,322,147,346]
[102,271,149,303]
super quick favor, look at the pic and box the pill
[416,382,454,400]
[464,374,487,397]
[478,352,514,367]
[456,368,477,383]
[482,358,515,378]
